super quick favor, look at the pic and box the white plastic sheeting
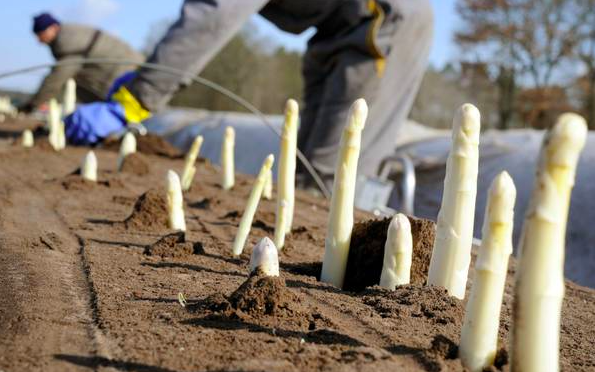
[144,108,595,287]
[144,108,284,177]
[400,129,595,288]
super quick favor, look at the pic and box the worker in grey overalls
[66,0,434,188]
[20,13,143,113]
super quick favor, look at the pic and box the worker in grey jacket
[20,13,143,113]
[67,0,433,187]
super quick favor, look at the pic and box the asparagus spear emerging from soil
[81,150,98,182]
[460,171,516,372]
[21,129,34,148]
[221,126,235,190]
[427,104,481,299]
[166,170,186,232]
[117,132,136,171]
[249,237,279,276]
[181,135,204,191]
[273,200,288,249]
[232,154,275,256]
[511,114,587,372]
[320,99,368,288]
[274,99,299,245]
[58,121,66,150]
[263,169,273,200]
[63,78,76,116]
[379,213,413,289]
[48,99,65,151]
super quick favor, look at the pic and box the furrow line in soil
[0,163,107,371]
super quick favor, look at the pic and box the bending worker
[19,13,143,113]
[67,0,433,188]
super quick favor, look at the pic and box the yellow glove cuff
[111,86,152,123]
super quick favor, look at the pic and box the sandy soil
[0,118,594,371]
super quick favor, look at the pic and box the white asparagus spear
[81,150,98,182]
[232,154,275,256]
[273,199,288,249]
[249,237,279,276]
[427,103,481,299]
[263,169,273,200]
[221,126,235,190]
[117,132,136,171]
[0,96,16,117]
[47,98,63,151]
[58,121,66,150]
[21,129,34,148]
[320,99,368,288]
[511,113,587,372]
[459,171,516,372]
[273,100,298,248]
[379,213,413,289]
[63,78,76,116]
[181,135,204,191]
[166,170,186,231]
[276,99,299,230]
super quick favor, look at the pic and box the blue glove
[64,71,149,145]
[64,101,126,145]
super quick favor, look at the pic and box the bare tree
[574,0,595,128]
[456,0,521,129]
[456,0,582,128]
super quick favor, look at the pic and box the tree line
[453,0,595,129]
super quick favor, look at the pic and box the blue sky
[0,0,457,92]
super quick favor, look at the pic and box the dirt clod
[103,133,182,158]
[343,216,436,291]
[60,174,95,190]
[144,231,204,258]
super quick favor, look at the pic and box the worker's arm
[27,55,83,109]
[126,0,268,112]
[63,0,267,144]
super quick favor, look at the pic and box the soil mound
[206,271,306,322]
[229,271,296,316]
[343,216,436,291]
[103,134,182,158]
[120,153,150,176]
[122,189,168,230]
[144,231,203,258]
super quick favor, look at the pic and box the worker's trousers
[128,0,433,184]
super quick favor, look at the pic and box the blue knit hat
[33,13,60,34]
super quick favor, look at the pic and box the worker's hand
[64,71,151,145]
[64,101,126,145]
